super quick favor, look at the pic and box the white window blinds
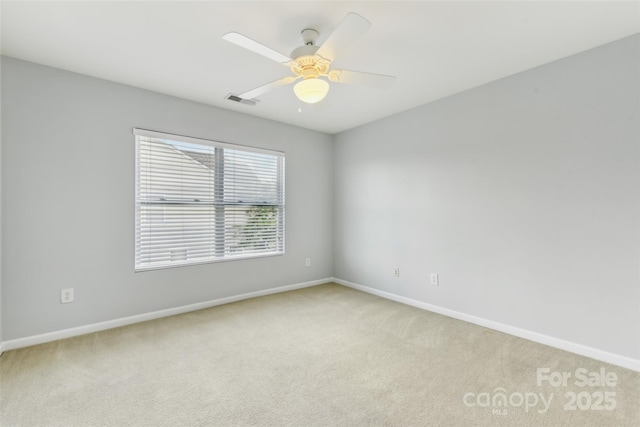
[134,129,285,271]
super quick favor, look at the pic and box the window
[134,129,285,271]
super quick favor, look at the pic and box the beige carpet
[1,283,638,426]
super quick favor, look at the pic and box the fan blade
[239,76,298,99]
[315,13,371,62]
[330,70,395,89]
[223,32,292,64]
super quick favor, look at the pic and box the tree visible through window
[231,205,278,253]
[134,129,285,271]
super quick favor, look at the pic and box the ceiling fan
[223,13,395,105]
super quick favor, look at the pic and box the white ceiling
[2,1,639,134]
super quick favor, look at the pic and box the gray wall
[1,57,333,340]
[333,35,640,360]
[0,56,3,348]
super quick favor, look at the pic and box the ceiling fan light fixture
[294,78,329,104]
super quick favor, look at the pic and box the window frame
[133,128,285,272]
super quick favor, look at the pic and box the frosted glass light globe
[294,78,330,104]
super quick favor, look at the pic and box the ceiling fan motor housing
[289,29,331,80]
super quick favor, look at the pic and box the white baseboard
[1,278,331,352]
[333,278,640,372]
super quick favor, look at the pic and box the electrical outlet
[394,268,400,277]
[61,288,74,304]
[430,273,439,286]
[305,258,311,267]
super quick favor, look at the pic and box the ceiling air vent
[224,93,259,106]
